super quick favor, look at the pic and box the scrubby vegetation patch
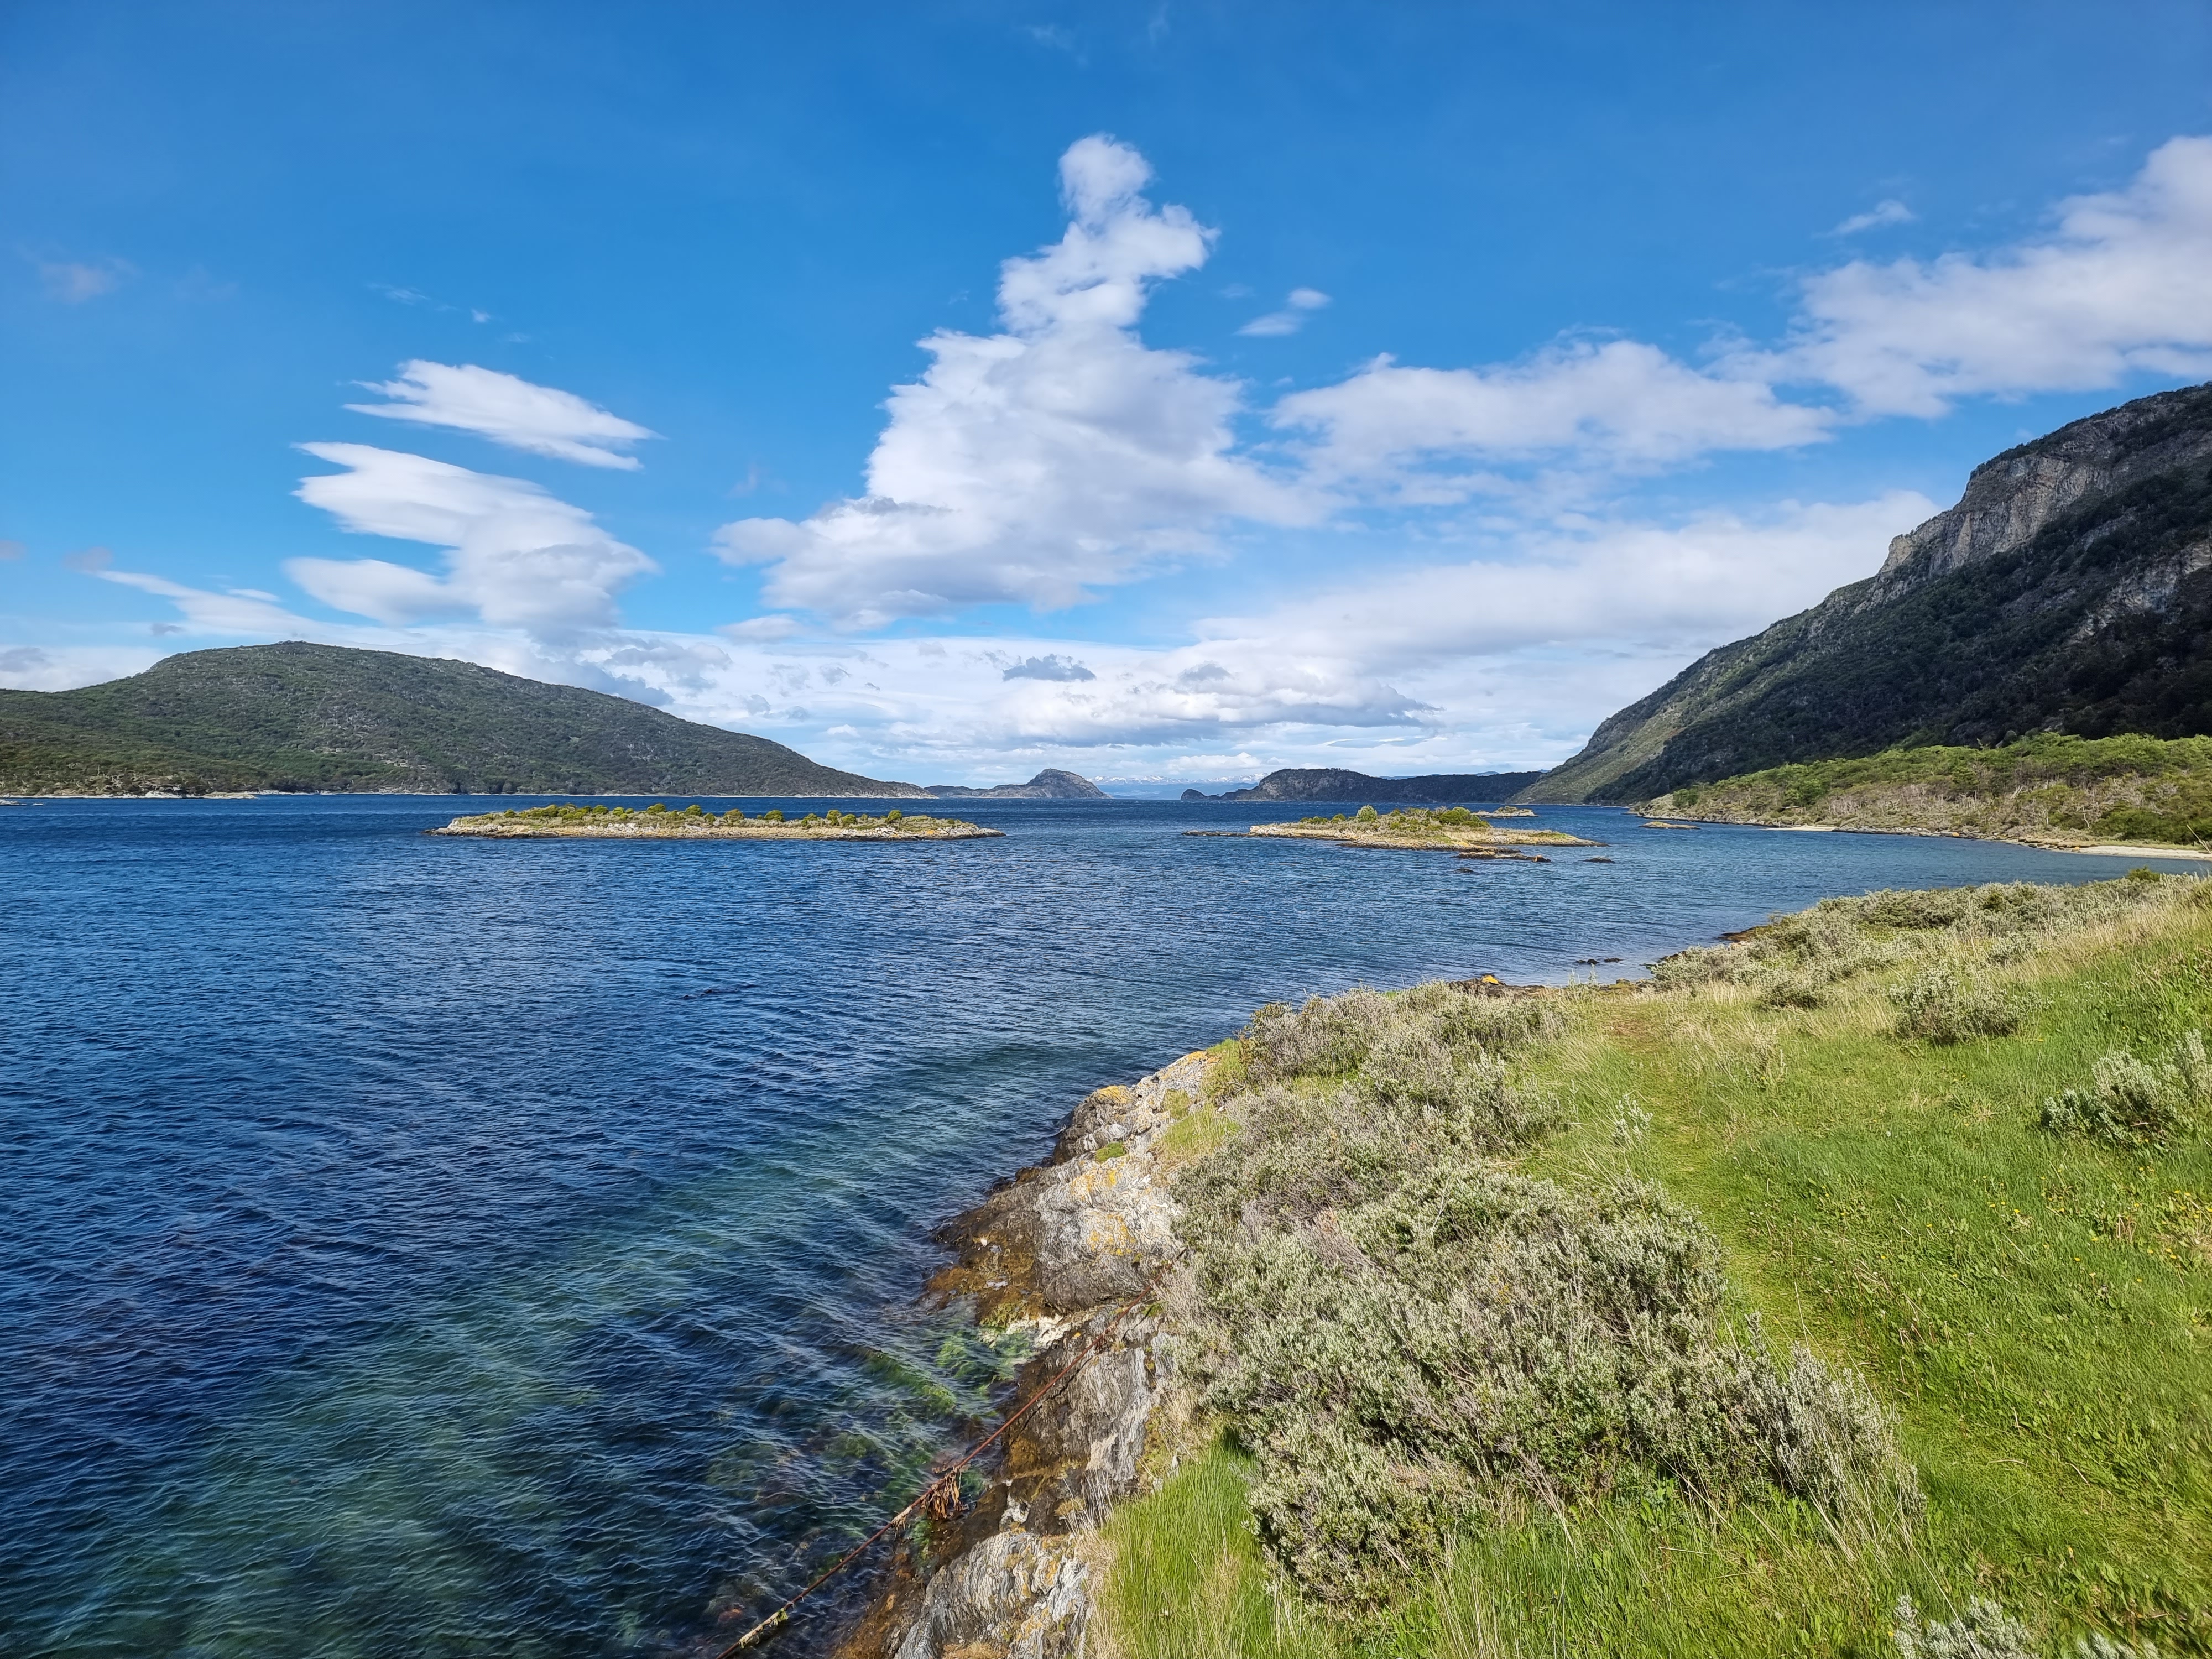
[1176,983,1918,1611]
[1648,733,2212,849]
[2041,1031,2211,1148]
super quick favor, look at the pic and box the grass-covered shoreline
[431,801,1000,839]
[1087,873,2212,1657]
[1644,733,2212,852]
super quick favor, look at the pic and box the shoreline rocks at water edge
[827,1052,1211,1659]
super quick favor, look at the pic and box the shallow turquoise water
[4,795,2192,1656]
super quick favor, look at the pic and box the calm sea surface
[4,795,2199,1656]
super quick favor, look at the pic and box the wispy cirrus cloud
[1829,199,1916,236]
[34,255,135,302]
[1238,286,1331,337]
[346,361,656,468]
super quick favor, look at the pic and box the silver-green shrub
[1893,1595,2038,1659]
[2069,1633,2163,1658]
[1889,966,2023,1043]
[1182,983,1916,1610]
[2040,1031,2208,1147]
[1890,1596,2159,1659]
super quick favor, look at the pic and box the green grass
[1098,879,2212,1657]
[1103,1441,1337,1659]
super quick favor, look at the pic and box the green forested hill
[1181,766,1548,803]
[1525,383,2212,802]
[0,643,926,796]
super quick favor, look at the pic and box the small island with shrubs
[1247,803,1597,850]
[430,801,1002,840]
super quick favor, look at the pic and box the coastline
[820,1051,1214,1658]
[819,871,2212,1655]
[1245,817,1597,852]
[1646,812,2212,862]
[820,977,1583,1656]
[431,821,1003,842]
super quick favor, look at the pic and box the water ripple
[3,795,2190,1656]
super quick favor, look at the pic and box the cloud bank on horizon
[18,132,2212,780]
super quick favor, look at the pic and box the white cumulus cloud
[713,135,1317,627]
[1761,135,2212,416]
[1275,339,1836,498]
[346,361,656,468]
[286,444,655,630]
[1232,492,1937,672]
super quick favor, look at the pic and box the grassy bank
[1097,874,2212,1657]
[1644,733,2212,848]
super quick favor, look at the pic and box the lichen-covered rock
[843,1052,1209,1659]
[887,1531,1089,1659]
[944,1053,1206,1320]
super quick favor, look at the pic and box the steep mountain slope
[1523,383,2212,802]
[923,769,1109,799]
[0,643,927,796]
[1181,766,1547,803]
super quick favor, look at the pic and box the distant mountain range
[1182,766,1547,804]
[0,644,928,797]
[20,385,2209,809]
[1527,382,2212,802]
[923,769,1109,800]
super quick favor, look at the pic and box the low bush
[1892,1595,2038,1659]
[1241,985,1558,1083]
[1888,966,2024,1044]
[1890,1594,2165,1659]
[2039,1031,2209,1147]
[1181,983,1916,1611]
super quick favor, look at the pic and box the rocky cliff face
[1875,388,2212,591]
[1524,382,2212,803]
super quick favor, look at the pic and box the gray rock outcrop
[831,1052,1211,1659]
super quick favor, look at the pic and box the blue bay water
[4,795,2197,1656]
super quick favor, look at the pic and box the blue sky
[4,2,2210,784]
